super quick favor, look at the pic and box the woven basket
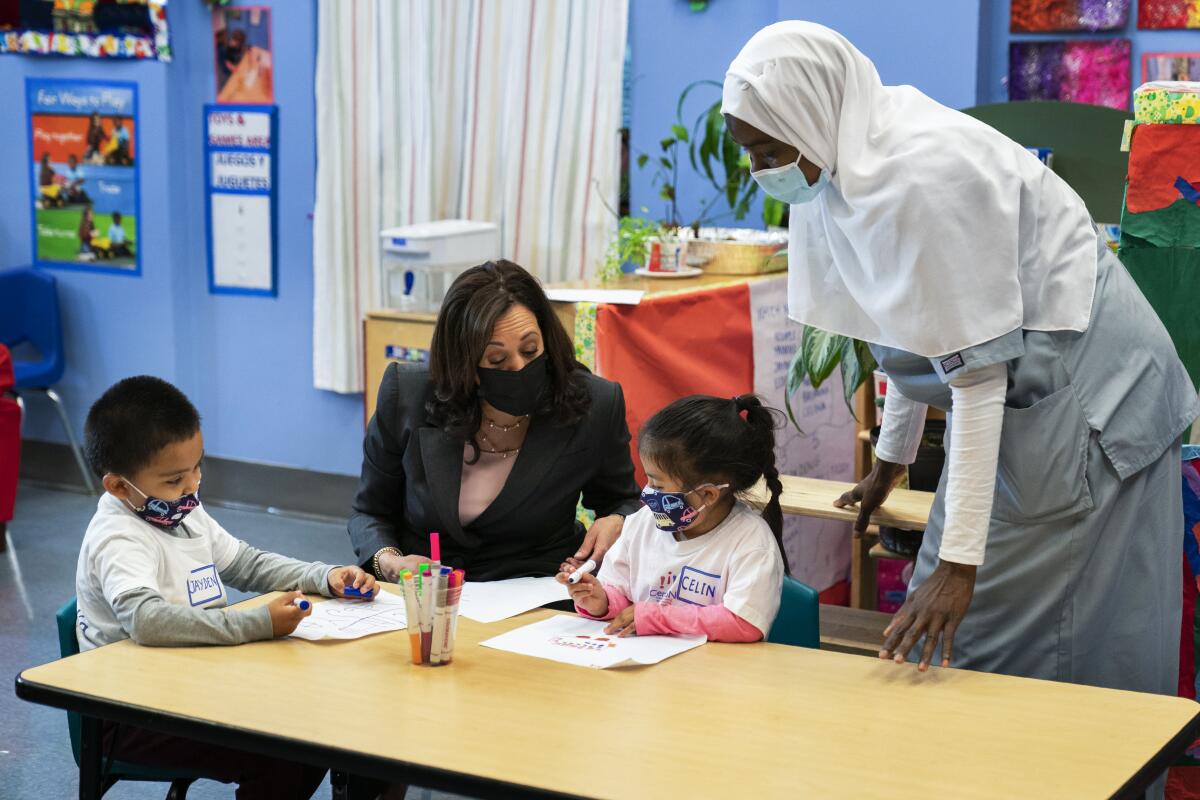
[688,239,786,274]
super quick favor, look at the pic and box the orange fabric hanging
[595,283,754,486]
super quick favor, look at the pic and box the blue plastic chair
[767,576,821,649]
[0,268,96,493]
[56,597,199,799]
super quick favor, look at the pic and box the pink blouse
[459,444,518,526]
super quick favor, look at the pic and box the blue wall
[979,0,1200,105]
[0,0,365,476]
[627,0,983,228]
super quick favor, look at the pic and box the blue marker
[343,585,374,599]
[292,598,311,611]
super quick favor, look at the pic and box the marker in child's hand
[342,585,374,599]
[292,598,311,611]
[567,559,597,585]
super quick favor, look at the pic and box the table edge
[1111,706,1200,799]
[14,671,583,800]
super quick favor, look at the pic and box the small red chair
[0,344,20,550]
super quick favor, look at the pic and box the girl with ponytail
[557,394,787,642]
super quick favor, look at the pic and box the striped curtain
[314,0,628,394]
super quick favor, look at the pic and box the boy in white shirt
[77,375,375,798]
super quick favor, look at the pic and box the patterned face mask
[640,483,729,533]
[124,478,200,530]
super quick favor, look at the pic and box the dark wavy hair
[638,394,789,573]
[427,260,590,462]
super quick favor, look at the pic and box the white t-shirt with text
[598,502,784,635]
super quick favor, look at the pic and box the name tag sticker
[939,352,965,374]
[675,566,721,607]
[187,564,224,607]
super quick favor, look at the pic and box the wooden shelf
[747,475,933,531]
[869,542,917,562]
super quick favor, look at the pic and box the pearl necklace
[477,432,520,459]
[484,414,528,433]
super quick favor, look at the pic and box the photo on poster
[1143,52,1200,82]
[26,79,139,273]
[212,6,272,104]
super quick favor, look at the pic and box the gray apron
[871,235,1199,696]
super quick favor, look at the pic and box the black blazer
[348,363,642,580]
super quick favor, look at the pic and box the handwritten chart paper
[289,591,407,641]
[458,577,570,623]
[480,615,705,669]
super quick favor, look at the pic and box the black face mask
[477,353,548,417]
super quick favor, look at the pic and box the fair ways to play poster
[26,79,140,275]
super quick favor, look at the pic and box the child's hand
[556,571,608,617]
[267,591,312,637]
[328,566,377,599]
[604,606,637,637]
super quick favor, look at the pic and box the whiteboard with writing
[203,105,276,295]
[749,277,856,593]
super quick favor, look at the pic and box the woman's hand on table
[374,551,431,583]
[880,558,976,671]
[560,514,625,573]
[604,606,637,637]
[833,459,908,536]
[557,571,609,617]
[328,565,377,599]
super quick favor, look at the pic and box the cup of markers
[399,565,464,666]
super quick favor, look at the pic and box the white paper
[289,591,408,641]
[457,577,569,624]
[211,193,272,290]
[480,615,705,669]
[544,288,644,305]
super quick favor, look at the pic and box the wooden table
[16,590,1199,799]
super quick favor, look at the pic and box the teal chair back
[767,577,820,649]
[55,597,201,791]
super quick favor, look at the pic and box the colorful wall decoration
[0,0,169,60]
[1009,39,1132,110]
[26,79,140,274]
[1144,52,1200,83]
[1139,0,1200,29]
[1011,0,1131,31]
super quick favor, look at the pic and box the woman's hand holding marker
[556,570,608,617]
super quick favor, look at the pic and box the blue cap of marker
[342,586,374,599]
[292,598,311,611]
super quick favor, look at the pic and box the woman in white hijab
[723,22,1198,699]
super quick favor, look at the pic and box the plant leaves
[636,154,648,169]
[838,338,878,420]
[659,157,672,170]
[801,326,843,390]
[762,196,785,227]
[671,123,689,143]
[785,345,807,433]
[659,185,674,201]
[660,137,675,152]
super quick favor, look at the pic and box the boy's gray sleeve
[111,587,273,646]
[219,541,335,597]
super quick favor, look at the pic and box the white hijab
[721,22,1097,357]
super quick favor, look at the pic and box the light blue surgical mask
[751,158,830,205]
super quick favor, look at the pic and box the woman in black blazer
[349,260,642,582]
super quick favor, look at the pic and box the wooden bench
[820,605,892,657]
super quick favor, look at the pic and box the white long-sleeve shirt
[874,363,1007,565]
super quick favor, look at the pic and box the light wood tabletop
[747,474,934,531]
[16,589,1197,799]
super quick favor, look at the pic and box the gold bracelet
[372,546,402,580]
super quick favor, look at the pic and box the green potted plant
[785,327,877,431]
